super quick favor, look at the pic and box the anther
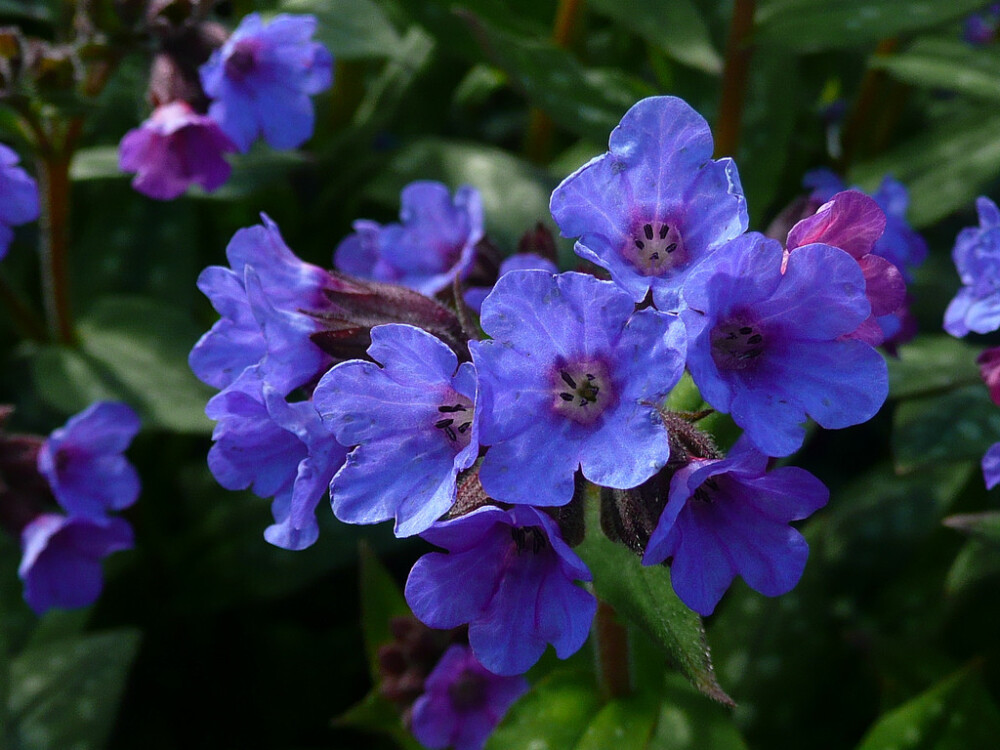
[434,418,454,429]
[560,371,577,388]
[559,392,574,402]
[659,224,669,239]
[635,239,645,249]
[438,404,467,413]
[739,326,753,335]
[665,243,677,253]
[748,334,763,344]
[644,224,654,240]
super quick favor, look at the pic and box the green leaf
[462,13,652,143]
[893,385,1000,472]
[574,692,659,750]
[587,0,722,74]
[943,511,1000,544]
[335,688,424,750]
[70,146,126,181]
[485,669,601,750]
[647,675,749,750]
[755,0,990,52]
[366,138,556,250]
[8,629,141,750]
[855,666,1000,750]
[350,27,436,133]
[887,334,983,400]
[849,108,1000,228]
[871,38,1000,102]
[359,542,410,682]
[279,0,401,59]
[577,504,733,706]
[945,538,1000,596]
[30,297,214,433]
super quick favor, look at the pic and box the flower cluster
[0,402,141,615]
[119,12,331,200]
[195,95,897,744]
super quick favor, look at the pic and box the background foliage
[0,0,999,748]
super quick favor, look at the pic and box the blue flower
[471,270,686,508]
[410,644,528,750]
[200,13,333,152]
[119,101,237,200]
[550,96,747,310]
[643,437,828,615]
[0,143,39,259]
[190,214,333,394]
[37,402,140,519]
[405,505,596,676]
[335,182,484,297]
[205,369,346,550]
[680,232,888,457]
[18,513,133,615]
[983,442,1000,490]
[313,324,479,537]
[944,196,1000,337]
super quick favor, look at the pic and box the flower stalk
[714,0,756,158]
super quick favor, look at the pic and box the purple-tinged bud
[979,346,1000,406]
[24,40,78,92]
[0,408,52,538]
[376,615,465,711]
[517,222,558,264]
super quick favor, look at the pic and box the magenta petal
[787,190,885,258]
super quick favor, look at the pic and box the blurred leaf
[0,0,52,22]
[893,385,1000,472]
[485,669,601,750]
[280,0,401,59]
[887,334,982,399]
[820,462,974,572]
[854,666,1000,750]
[359,542,410,682]
[755,0,989,52]
[850,108,1000,228]
[648,675,749,750]
[366,137,556,249]
[70,146,125,181]
[871,38,1000,102]
[463,13,652,143]
[945,538,1000,596]
[942,511,1000,544]
[8,629,141,750]
[31,297,214,433]
[198,149,310,201]
[578,504,733,707]
[351,27,436,133]
[587,0,722,74]
[335,688,423,750]
[574,692,659,750]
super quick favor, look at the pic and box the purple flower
[963,6,1000,46]
[190,214,333,395]
[983,442,1000,489]
[680,232,888,457]
[37,402,140,519]
[410,644,528,750]
[944,196,1000,337]
[472,270,686,508]
[313,324,479,537]
[205,370,346,550]
[463,252,559,314]
[119,101,237,200]
[786,190,906,346]
[335,182,484,297]
[19,513,133,615]
[405,505,596,675]
[642,437,828,616]
[0,143,39,259]
[804,170,927,281]
[200,13,332,152]
[550,96,747,310]
[979,346,1000,406]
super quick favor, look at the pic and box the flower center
[434,395,474,450]
[710,319,766,371]
[447,669,489,712]
[224,41,258,80]
[550,360,613,425]
[625,220,686,276]
[510,525,548,554]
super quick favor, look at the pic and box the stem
[714,0,757,158]
[37,154,76,344]
[838,38,898,172]
[524,0,585,163]
[593,600,631,699]
[0,273,47,341]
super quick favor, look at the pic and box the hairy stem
[714,0,757,158]
[594,600,631,699]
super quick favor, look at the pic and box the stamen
[665,242,677,253]
[644,224,654,240]
[434,418,454,429]
[438,404,467,413]
[659,224,669,239]
[559,392,575,402]
[739,326,753,334]
[560,371,577,388]
[635,239,645,249]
